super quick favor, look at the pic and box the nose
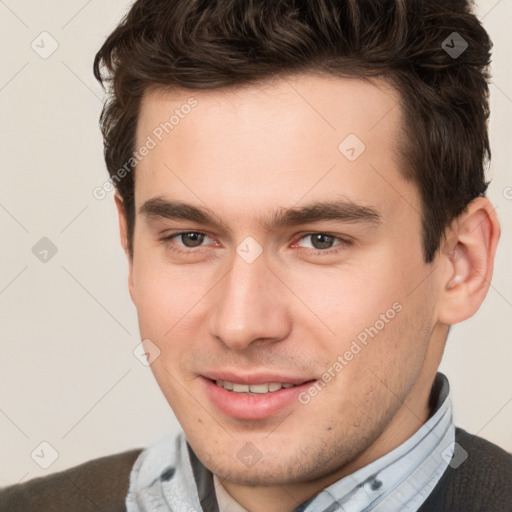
[208,250,291,351]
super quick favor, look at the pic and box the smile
[203,377,317,420]
[215,379,298,394]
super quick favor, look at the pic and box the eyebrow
[139,196,382,232]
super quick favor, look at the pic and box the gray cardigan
[1,428,511,511]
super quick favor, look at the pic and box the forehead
[137,73,402,148]
[134,73,418,230]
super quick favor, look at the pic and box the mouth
[213,379,301,394]
[201,375,317,420]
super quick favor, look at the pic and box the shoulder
[419,427,512,512]
[0,447,143,512]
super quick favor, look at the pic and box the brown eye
[309,234,336,250]
[179,232,206,248]
[295,233,352,256]
[161,231,216,256]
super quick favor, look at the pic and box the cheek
[285,260,403,340]
[338,278,435,398]
[293,256,435,377]
[131,249,200,336]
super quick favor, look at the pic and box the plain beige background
[0,0,511,487]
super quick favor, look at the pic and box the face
[123,74,448,493]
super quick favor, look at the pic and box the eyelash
[160,231,352,256]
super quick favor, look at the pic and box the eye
[296,233,350,254]
[298,233,339,250]
[161,231,212,253]
[175,232,207,248]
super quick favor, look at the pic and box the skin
[115,72,500,512]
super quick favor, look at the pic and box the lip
[201,376,317,420]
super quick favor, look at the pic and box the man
[1,0,510,511]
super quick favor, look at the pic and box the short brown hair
[93,0,492,262]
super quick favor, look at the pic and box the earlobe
[438,197,500,325]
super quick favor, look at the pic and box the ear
[437,197,500,325]
[114,193,136,305]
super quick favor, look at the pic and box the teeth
[232,383,250,392]
[249,384,270,394]
[215,379,298,394]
